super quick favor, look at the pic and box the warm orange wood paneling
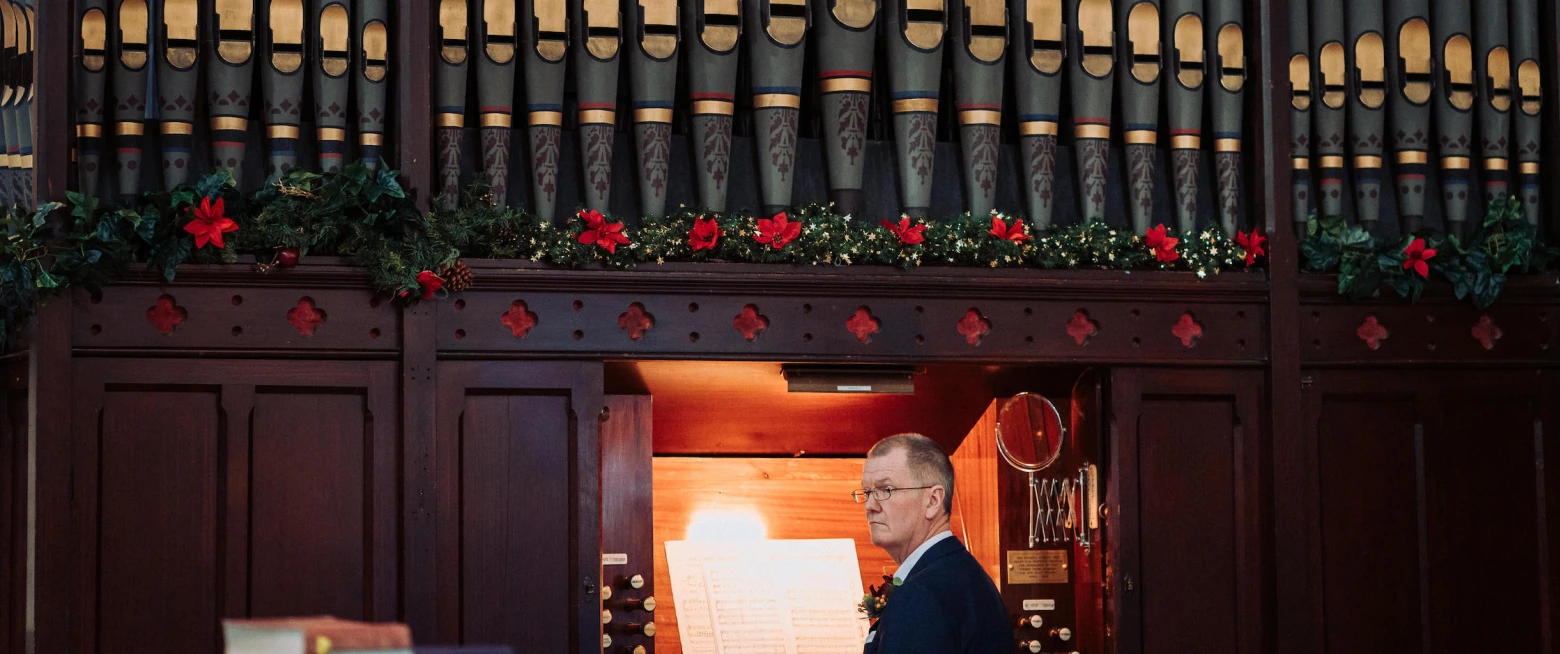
[950,401,1002,588]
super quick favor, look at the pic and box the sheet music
[665,539,871,654]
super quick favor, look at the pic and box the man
[856,433,1011,654]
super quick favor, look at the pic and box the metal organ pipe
[1509,0,1540,226]
[476,0,517,206]
[1432,0,1473,234]
[435,0,468,205]
[627,0,681,219]
[158,0,199,188]
[1208,0,1243,235]
[1118,0,1159,234]
[1289,0,1311,232]
[1386,0,1430,233]
[574,0,622,213]
[814,0,876,218]
[261,0,306,177]
[75,0,108,199]
[884,0,945,220]
[356,0,390,171]
[1067,0,1113,224]
[1345,0,1385,229]
[111,0,150,199]
[1473,0,1511,205]
[745,0,809,217]
[522,0,567,219]
[1165,0,1202,233]
[208,0,257,190]
[313,0,351,173]
[1312,0,1346,220]
[1010,0,1063,232]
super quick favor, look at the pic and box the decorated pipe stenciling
[14,0,30,206]
[1311,0,1346,219]
[813,0,876,217]
[1009,0,1063,231]
[1345,0,1384,228]
[476,0,517,205]
[311,0,351,173]
[951,0,1007,217]
[1117,0,1158,233]
[1165,0,1203,232]
[574,0,622,213]
[111,0,150,199]
[157,0,199,189]
[1509,0,1540,226]
[1473,0,1511,204]
[683,0,741,212]
[262,0,307,177]
[883,0,944,219]
[1385,0,1430,232]
[627,0,680,219]
[357,0,390,170]
[1288,0,1310,230]
[1067,0,1113,223]
[76,0,108,198]
[436,0,469,205]
[521,0,566,218]
[207,0,257,190]
[1431,0,1472,232]
[1208,0,1242,235]
[745,0,808,217]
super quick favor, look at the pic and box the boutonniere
[858,575,902,627]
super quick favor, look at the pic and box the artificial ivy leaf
[68,192,98,219]
[34,268,58,289]
[376,168,406,199]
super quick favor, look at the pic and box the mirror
[996,392,1065,472]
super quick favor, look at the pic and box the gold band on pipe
[691,100,735,116]
[210,116,249,132]
[820,78,872,94]
[1216,138,1241,152]
[634,108,674,124]
[6,155,17,168]
[1074,124,1110,140]
[1320,155,1345,168]
[528,111,563,126]
[1440,157,1471,170]
[160,121,195,135]
[317,127,347,141]
[1484,158,1509,171]
[77,124,104,138]
[437,113,465,128]
[1521,162,1539,175]
[480,113,513,128]
[1019,121,1058,136]
[1292,157,1310,169]
[1124,130,1157,145]
[115,122,145,136]
[1171,135,1201,149]
[891,98,938,113]
[18,155,31,169]
[755,94,804,110]
[578,109,617,125]
[1354,156,1382,168]
[1394,151,1429,165]
[267,125,301,139]
[959,109,1002,126]
[360,133,384,146]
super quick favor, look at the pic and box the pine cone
[440,260,474,292]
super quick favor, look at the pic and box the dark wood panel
[602,396,656,653]
[0,370,23,654]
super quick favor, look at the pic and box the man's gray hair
[868,433,955,516]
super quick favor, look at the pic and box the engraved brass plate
[903,0,944,50]
[319,4,350,76]
[362,20,388,81]
[765,0,807,46]
[1217,23,1243,91]
[966,0,1007,63]
[1126,2,1158,83]
[1027,0,1062,74]
[639,0,677,59]
[215,0,255,65]
[1354,32,1384,108]
[1008,549,1069,585]
[484,0,516,63]
[534,0,567,62]
[80,8,107,72]
[1518,59,1541,116]
[440,0,468,64]
[1289,53,1310,110]
[269,0,305,73]
[832,0,875,28]
[1444,34,1473,110]
[1078,0,1112,77]
[584,0,621,59]
[701,0,739,52]
[1319,40,1344,109]
[1397,18,1430,104]
[162,0,199,69]
[118,0,150,70]
[1174,13,1202,88]
[1487,46,1511,112]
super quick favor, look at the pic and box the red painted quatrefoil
[957,308,991,346]
[146,295,187,335]
[287,297,326,336]
[733,304,769,342]
[1067,310,1099,346]
[501,300,538,338]
[1471,315,1502,351]
[618,303,655,341]
[1357,316,1389,350]
[846,307,880,344]
[1172,312,1203,348]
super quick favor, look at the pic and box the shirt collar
[893,530,955,580]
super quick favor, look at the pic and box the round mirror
[995,392,1066,472]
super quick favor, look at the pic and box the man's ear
[925,485,945,519]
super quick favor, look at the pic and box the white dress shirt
[892,529,955,581]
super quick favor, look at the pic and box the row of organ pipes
[0,0,33,209]
[1290,0,1544,236]
[74,0,391,201]
[440,0,1249,234]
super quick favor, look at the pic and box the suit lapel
[903,536,964,582]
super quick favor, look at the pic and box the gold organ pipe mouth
[834,0,875,29]
[1398,19,1431,104]
[583,0,621,59]
[1487,46,1512,112]
[215,0,255,64]
[1319,41,1345,109]
[319,4,350,77]
[117,0,150,70]
[903,0,945,51]
[162,0,199,70]
[965,0,1008,64]
[363,21,389,81]
[1027,0,1063,74]
[638,0,679,59]
[80,8,108,72]
[533,0,567,62]
[439,0,468,64]
[1354,32,1385,109]
[1174,14,1204,89]
[1290,54,1311,110]
[1077,0,1113,77]
[700,0,741,52]
[269,0,306,74]
[484,0,517,64]
[1126,2,1160,83]
[1518,60,1542,116]
[1444,35,1474,110]
[1217,23,1244,92]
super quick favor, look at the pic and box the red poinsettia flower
[689,215,724,252]
[1402,238,1437,278]
[182,196,239,249]
[415,270,444,299]
[989,216,1031,243]
[1144,224,1180,263]
[881,216,927,245]
[1235,230,1267,267]
[754,212,802,250]
[576,208,631,254]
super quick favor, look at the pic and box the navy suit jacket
[862,536,1012,654]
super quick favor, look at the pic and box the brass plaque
[1444,35,1472,110]
[700,0,739,52]
[440,0,468,64]
[767,0,807,46]
[1354,32,1383,108]
[584,0,620,59]
[362,20,388,81]
[903,0,944,51]
[1486,46,1510,112]
[1319,40,1344,109]
[1289,53,1310,110]
[1397,18,1430,104]
[966,0,1006,63]
[1027,0,1062,74]
[1078,0,1112,77]
[1217,23,1243,91]
[1008,549,1069,585]
[162,0,199,69]
[639,0,677,59]
[533,0,567,62]
[118,0,150,70]
[484,0,516,63]
[832,0,875,29]
[215,0,255,65]
[269,0,305,73]
[1518,59,1541,116]
[1126,2,1158,83]
[1174,13,1202,88]
[319,4,350,76]
[80,8,108,72]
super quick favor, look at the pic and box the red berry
[277,248,300,267]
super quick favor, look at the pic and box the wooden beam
[397,0,433,210]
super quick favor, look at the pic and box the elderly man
[856,433,1011,654]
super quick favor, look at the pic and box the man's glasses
[851,486,935,503]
